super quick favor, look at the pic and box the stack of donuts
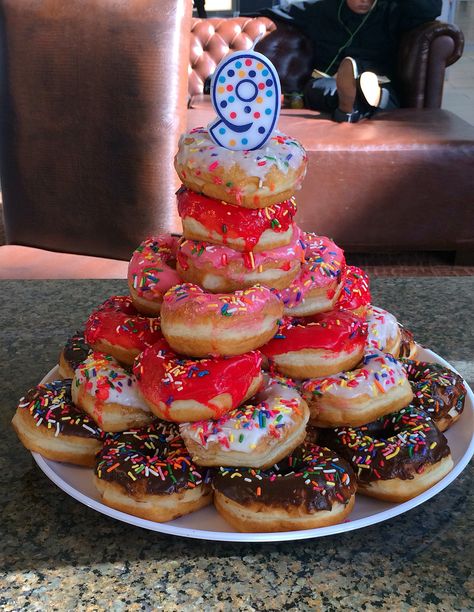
[12,125,467,533]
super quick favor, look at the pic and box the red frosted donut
[128,234,182,315]
[133,340,264,422]
[84,295,163,366]
[176,226,305,293]
[177,186,297,252]
[261,310,367,379]
[335,266,371,317]
[160,283,283,357]
[278,233,346,316]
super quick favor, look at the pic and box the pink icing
[128,235,182,302]
[336,266,371,312]
[278,233,346,309]
[162,282,280,319]
[177,226,305,273]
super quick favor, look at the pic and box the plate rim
[31,348,474,542]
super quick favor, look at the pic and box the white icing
[366,305,400,351]
[179,381,302,452]
[73,354,150,412]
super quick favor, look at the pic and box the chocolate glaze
[17,379,103,439]
[212,443,356,512]
[401,359,466,427]
[95,421,212,496]
[320,407,450,483]
[61,330,92,372]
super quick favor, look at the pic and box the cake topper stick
[207,49,281,151]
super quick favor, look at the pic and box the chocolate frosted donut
[94,421,213,522]
[401,359,466,431]
[12,379,104,467]
[212,443,357,532]
[59,330,92,378]
[321,406,453,502]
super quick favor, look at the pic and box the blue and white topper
[207,49,281,151]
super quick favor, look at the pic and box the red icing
[336,266,371,312]
[176,187,296,251]
[84,295,163,352]
[261,310,367,358]
[134,341,263,420]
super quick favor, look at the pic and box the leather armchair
[188,16,464,109]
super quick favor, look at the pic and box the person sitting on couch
[273,0,442,122]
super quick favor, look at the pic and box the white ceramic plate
[32,348,474,542]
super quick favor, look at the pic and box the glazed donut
[160,283,283,357]
[176,227,305,293]
[179,380,309,468]
[278,233,346,316]
[94,421,213,522]
[366,305,418,359]
[335,266,371,317]
[127,234,182,316]
[134,341,263,422]
[321,406,453,502]
[212,443,357,532]
[12,379,103,467]
[402,359,466,432]
[300,350,414,428]
[177,187,297,252]
[84,295,163,366]
[58,330,92,378]
[260,310,367,379]
[174,128,308,209]
[72,352,154,432]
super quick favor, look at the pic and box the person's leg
[303,77,339,113]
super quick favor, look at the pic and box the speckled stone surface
[1,278,473,611]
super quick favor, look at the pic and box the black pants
[303,76,400,114]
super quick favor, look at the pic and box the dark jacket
[287,0,442,77]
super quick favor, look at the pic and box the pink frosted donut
[176,226,305,293]
[335,266,371,317]
[278,233,346,316]
[128,234,182,315]
[160,282,284,357]
[84,295,163,366]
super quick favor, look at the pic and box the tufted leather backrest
[189,17,277,97]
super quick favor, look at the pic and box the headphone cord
[324,0,378,75]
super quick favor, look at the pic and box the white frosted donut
[160,283,283,357]
[300,350,414,427]
[174,128,307,208]
[176,227,304,293]
[366,305,402,355]
[278,233,346,316]
[128,234,182,315]
[179,379,310,469]
[72,352,154,432]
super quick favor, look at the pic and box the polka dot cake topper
[208,50,281,151]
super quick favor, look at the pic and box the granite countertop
[1,278,473,610]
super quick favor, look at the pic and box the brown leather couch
[187,16,474,262]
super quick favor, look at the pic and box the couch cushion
[187,99,474,254]
[0,245,128,279]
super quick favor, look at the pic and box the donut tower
[12,49,465,533]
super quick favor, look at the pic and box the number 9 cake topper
[207,49,281,151]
